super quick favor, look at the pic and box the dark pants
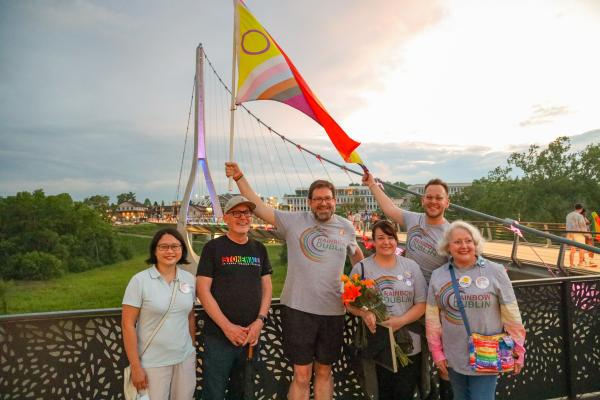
[202,334,247,400]
[377,353,422,400]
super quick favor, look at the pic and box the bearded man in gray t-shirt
[226,162,363,400]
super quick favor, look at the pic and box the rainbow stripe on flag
[235,0,362,164]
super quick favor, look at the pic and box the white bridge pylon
[177,44,223,272]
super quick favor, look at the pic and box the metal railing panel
[1,276,599,399]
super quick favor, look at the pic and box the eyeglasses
[157,244,182,251]
[311,196,334,203]
[227,210,253,218]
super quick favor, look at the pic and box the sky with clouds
[1,0,599,203]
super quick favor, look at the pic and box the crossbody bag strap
[139,276,178,357]
[449,264,472,337]
[360,261,365,280]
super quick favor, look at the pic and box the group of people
[566,203,598,268]
[121,163,526,400]
[347,210,380,234]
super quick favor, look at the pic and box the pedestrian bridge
[1,274,599,399]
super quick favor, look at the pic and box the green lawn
[3,239,287,315]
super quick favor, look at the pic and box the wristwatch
[257,314,268,323]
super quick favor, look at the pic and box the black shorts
[281,305,345,366]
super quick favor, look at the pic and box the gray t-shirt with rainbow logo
[275,210,358,316]
[403,210,449,283]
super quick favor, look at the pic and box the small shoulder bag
[448,264,515,374]
[124,277,178,400]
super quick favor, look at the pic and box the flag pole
[228,0,240,191]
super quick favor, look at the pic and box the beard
[312,208,334,222]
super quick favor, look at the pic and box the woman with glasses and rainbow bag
[425,221,526,400]
[122,228,197,400]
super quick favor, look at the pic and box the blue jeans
[448,369,497,400]
[202,334,249,400]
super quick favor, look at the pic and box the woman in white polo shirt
[122,228,197,400]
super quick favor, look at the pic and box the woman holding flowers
[425,221,525,400]
[345,220,427,400]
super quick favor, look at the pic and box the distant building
[281,185,381,212]
[115,201,148,222]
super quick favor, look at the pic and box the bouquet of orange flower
[341,273,388,321]
[341,273,411,367]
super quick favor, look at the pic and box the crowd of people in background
[123,163,600,400]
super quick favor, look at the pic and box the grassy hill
[2,224,287,315]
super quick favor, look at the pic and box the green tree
[83,194,111,221]
[0,190,133,280]
[453,137,600,222]
[117,192,137,204]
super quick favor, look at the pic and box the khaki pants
[145,352,196,400]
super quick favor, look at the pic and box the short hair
[371,220,399,242]
[308,180,336,199]
[424,178,449,196]
[575,203,583,210]
[146,228,190,265]
[437,220,485,257]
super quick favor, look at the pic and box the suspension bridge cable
[244,111,271,196]
[237,110,261,195]
[318,155,334,184]
[283,138,304,191]
[266,126,294,195]
[215,69,230,192]
[207,66,222,193]
[251,111,283,197]
[298,145,316,181]
[175,77,196,202]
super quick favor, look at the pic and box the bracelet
[233,173,244,182]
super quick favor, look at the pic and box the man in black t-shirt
[196,196,273,400]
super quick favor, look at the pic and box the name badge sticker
[475,276,490,289]
[179,282,191,294]
[459,276,472,288]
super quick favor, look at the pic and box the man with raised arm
[363,172,453,399]
[363,173,450,283]
[225,162,364,400]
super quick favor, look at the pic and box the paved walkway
[393,232,599,275]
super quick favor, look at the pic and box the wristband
[233,173,244,182]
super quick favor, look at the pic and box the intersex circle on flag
[241,29,271,55]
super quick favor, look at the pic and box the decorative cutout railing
[1,276,599,399]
